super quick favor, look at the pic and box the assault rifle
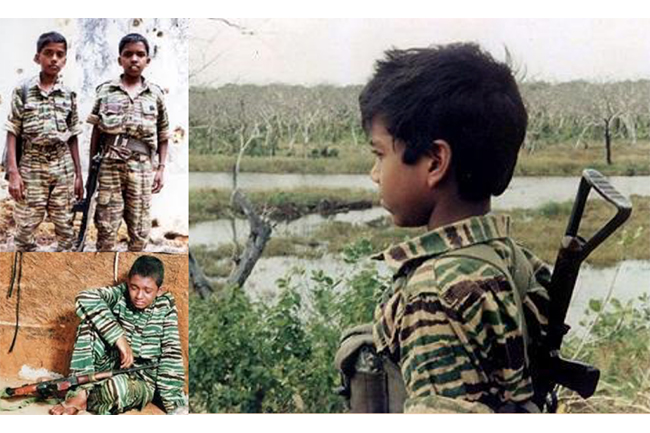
[532,169,632,412]
[72,141,106,251]
[1,364,158,399]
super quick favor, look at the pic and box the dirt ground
[0,193,188,253]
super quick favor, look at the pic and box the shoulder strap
[441,241,534,364]
[21,80,29,104]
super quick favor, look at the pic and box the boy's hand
[152,168,164,194]
[74,175,84,201]
[8,172,25,202]
[115,336,134,368]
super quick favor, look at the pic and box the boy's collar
[373,214,511,272]
[31,74,64,95]
[110,75,150,93]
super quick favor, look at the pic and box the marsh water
[190,172,650,209]
[191,172,649,331]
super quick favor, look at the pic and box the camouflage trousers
[14,144,75,252]
[95,154,153,251]
[68,320,155,415]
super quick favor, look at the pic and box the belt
[104,135,152,158]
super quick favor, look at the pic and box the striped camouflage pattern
[4,75,82,145]
[13,141,76,252]
[94,156,153,251]
[87,76,169,157]
[69,283,186,414]
[372,214,550,413]
[5,75,80,251]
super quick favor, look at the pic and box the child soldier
[49,255,187,415]
[4,31,83,251]
[88,33,169,251]
[338,44,551,413]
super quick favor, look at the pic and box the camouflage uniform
[4,75,82,251]
[68,283,186,414]
[87,77,169,251]
[373,214,550,413]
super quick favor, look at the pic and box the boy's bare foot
[49,390,87,415]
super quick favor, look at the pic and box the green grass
[190,141,650,176]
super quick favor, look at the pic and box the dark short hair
[359,43,528,201]
[119,33,150,56]
[37,31,67,53]
[129,255,164,287]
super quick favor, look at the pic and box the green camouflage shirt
[75,283,186,413]
[87,76,170,156]
[4,75,82,146]
[373,214,550,413]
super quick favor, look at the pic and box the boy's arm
[157,301,187,413]
[75,285,127,346]
[152,93,170,194]
[5,132,25,202]
[5,87,25,201]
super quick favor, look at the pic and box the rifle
[1,364,158,399]
[532,169,632,412]
[2,81,30,181]
[72,138,106,251]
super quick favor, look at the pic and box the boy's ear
[156,286,165,297]
[425,139,452,189]
[33,53,39,63]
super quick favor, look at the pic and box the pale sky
[190,18,650,86]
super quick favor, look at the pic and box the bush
[189,241,388,413]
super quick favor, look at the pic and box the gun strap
[7,251,23,353]
[441,241,534,366]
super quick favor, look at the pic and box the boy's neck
[427,197,491,231]
[39,71,58,89]
[121,74,143,87]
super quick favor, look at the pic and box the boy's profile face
[34,42,67,77]
[369,117,435,228]
[127,274,162,310]
[118,41,150,78]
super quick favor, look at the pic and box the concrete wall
[0,18,188,236]
[0,252,189,389]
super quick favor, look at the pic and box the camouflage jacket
[372,214,550,413]
[87,76,169,158]
[4,75,82,146]
[75,283,186,413]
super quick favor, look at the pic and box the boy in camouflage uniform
[88,33,169,251]
[338,44,550,413]
[49,255,187,415]
[4,32,84,251]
